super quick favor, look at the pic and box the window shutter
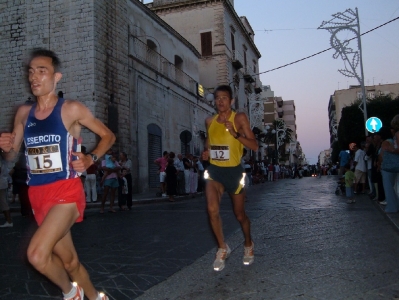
[201,32,212,56]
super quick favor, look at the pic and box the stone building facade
[148,0,262,113]
[0,0,213,192]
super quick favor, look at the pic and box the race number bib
[27,144,63,174]
[210,145,230,161]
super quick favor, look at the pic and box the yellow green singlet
[208,111,243,167]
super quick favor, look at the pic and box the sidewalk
[8,188,203,213]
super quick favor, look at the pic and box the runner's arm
[234,113,258,151]
[0,105,30,161]
[68,101,115,170]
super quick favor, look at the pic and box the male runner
[202,85,258,271]
[0,48,115,300]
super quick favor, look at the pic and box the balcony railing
[130,36,197,94]
[231,50,243,69]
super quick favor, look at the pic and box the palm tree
[275,119,293,162]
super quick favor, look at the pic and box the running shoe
[0,222,13,228]
[98,292,109,300]
[243,242,254,265]
[213,244,231,271]
[64,282,84,300]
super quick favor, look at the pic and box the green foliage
[337,95,399,151]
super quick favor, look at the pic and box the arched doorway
[180,130,192,155]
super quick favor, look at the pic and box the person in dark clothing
[11,150,32,217]
[165,158,177,202]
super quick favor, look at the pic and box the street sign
[365,117,382,133]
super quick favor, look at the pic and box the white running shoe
[213,244,231,271]
[243,242,254,265]
[0,222,13,228]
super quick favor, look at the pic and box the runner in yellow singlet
[202,85,258,271]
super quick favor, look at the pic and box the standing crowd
[155,151,207,202]
[340,114,399,212]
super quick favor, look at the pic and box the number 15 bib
[27,144,63,174]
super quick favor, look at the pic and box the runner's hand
[224,120,235,135]
[71,151,93,172]
[0,133,15,153]
[202,149,210,161]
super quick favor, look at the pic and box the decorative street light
[248,93,264,130]
[318,8,368,135]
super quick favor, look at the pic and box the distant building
[328,83,399,147]
[259,86,303,165]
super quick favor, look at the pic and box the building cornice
[148,0,261,58]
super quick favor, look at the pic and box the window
[201,32,212,56]
[231,32,235,51]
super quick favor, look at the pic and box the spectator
[338,148,351,175]
[118,168,129,210]
[155,151,169,197]
[344,164,355,204]
[377,126,397,212]
[0,156,13,227]
[100,149,120,213]
[353,142,367,194]
[85,156,98,203]
[165,158,177,202]
[119,151,133,209]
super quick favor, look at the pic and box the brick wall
[0,0,130,153]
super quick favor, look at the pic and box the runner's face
[215,91,232,113]
[28,56,61,97]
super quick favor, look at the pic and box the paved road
[1,176,399,299]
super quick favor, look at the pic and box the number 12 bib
[210,145,230,161]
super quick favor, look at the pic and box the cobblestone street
[2,176,399,299]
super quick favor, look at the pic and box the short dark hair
[214,85,233,100]
[28,48,61,72]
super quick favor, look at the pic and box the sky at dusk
[143,0,399,164]
[233,0,399,164]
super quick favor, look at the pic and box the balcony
[130,36,197,95]
[277,107,284,118]
[245,83,253,93]
[243,66,255,83]
[254,79,262,94]
[231,50,244,69]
